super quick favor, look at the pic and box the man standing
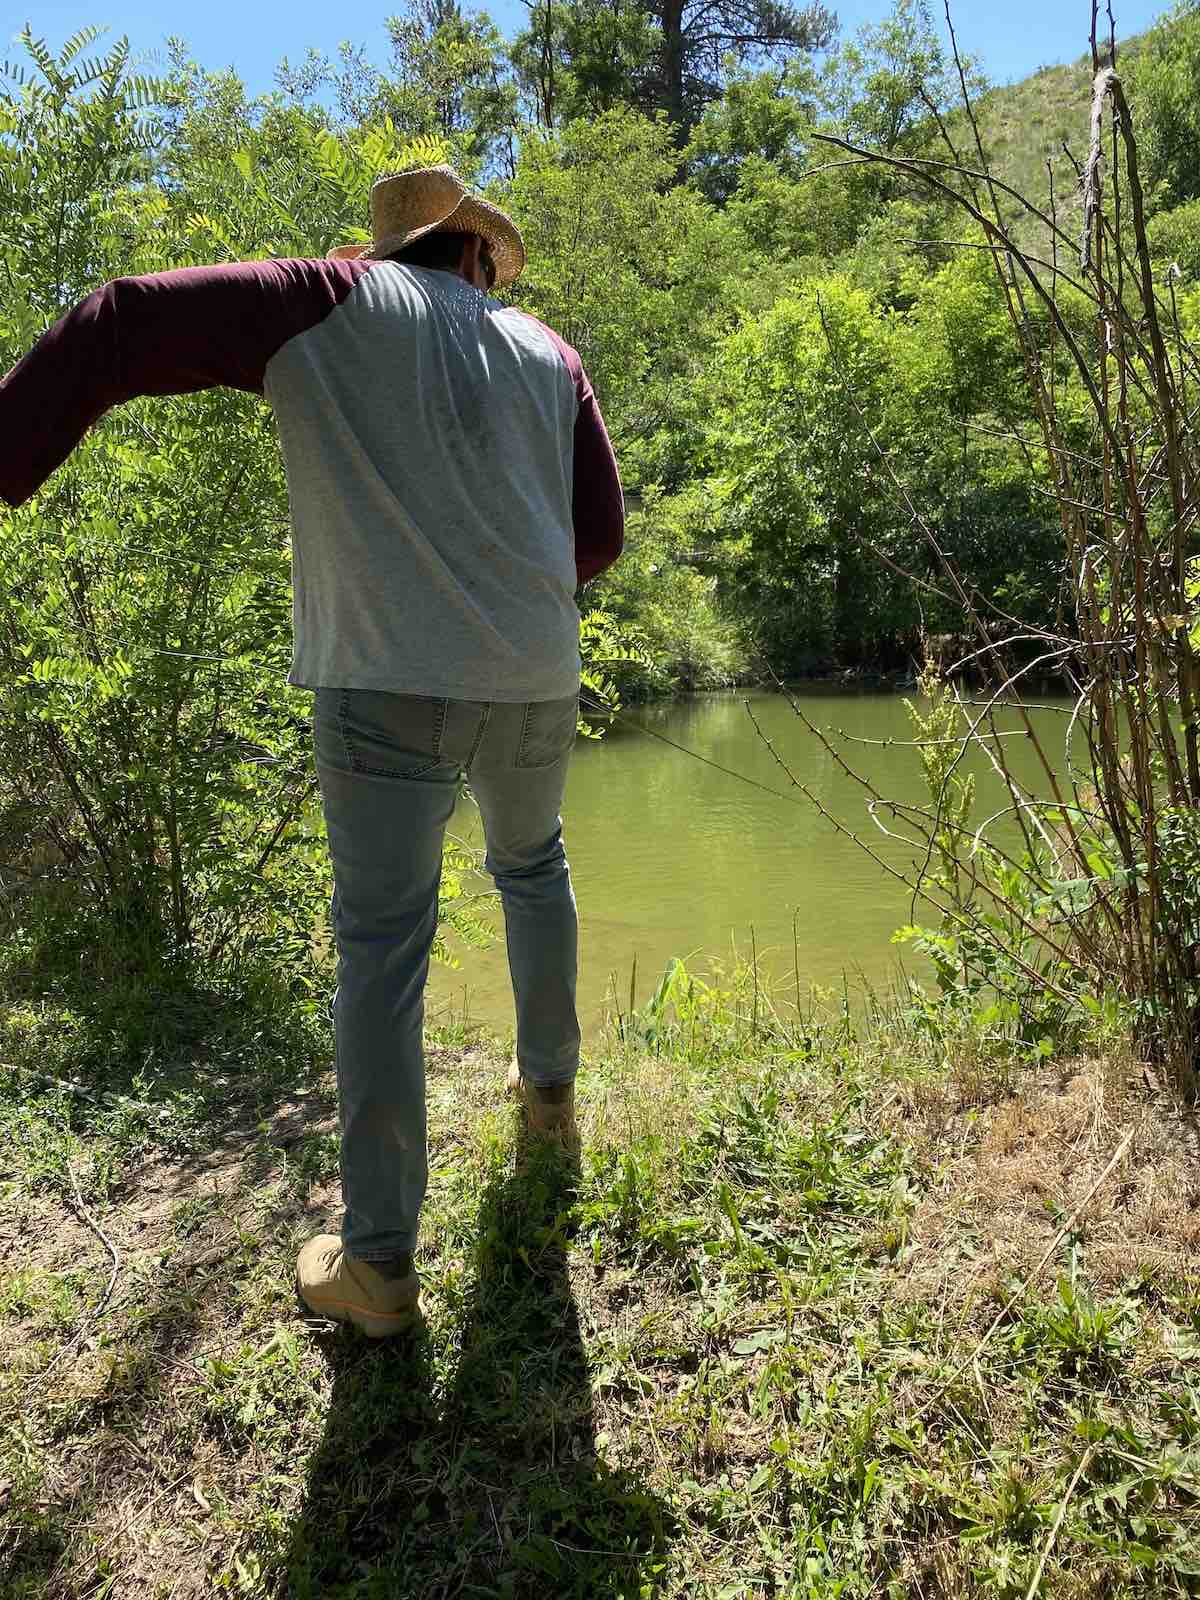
[0,165,624,1338]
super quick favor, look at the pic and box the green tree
[0,27,164,314]
[685,63,817,202]
[711,276,897,667]
[510,0,659,127]
[702,250,1054,669]
[277,0,517,174]
[1147,196,1200,282]
[821,0,976,155]
[594,484,748,694]
[383,0,518,170]
[720,153,881,268]
[507,108,747,487]
[646,0,835,139]
[513,0,834,141]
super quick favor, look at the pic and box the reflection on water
[426,687,1069,1037]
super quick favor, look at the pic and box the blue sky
[7,1,1176,97]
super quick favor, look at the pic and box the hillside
[949,27,1151,261]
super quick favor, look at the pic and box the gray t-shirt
[267,264,593,700]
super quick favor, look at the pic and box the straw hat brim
[327,176,525,287]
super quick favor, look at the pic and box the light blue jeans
[313,688,581,1259]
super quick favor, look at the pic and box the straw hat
[327,165,526,287]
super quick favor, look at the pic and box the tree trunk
[658,0,687,137]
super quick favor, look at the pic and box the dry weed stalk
[778,5,1200,1089]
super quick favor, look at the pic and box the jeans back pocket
[515,695,579,769]
[323,689,448,779]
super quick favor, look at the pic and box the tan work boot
[507,1060,579,1145]
[296,1235,421,1338]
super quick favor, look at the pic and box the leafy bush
[589,484,749,697]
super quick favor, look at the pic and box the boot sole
[295,1278,421,1339]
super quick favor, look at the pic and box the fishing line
[26,526,292,586]
[1,634,881,821]
[577,687,809,811]
[12,539,931,818]
[5,612,908,826]
[2,624,1013,844]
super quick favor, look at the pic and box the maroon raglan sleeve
[0,257,373,508]
[519,314,624,586]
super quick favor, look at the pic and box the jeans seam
[431,697,448,756]
[515,701,535,768]
[515,696,577,770]
[337,688,352,772]
[352,758,443,777]
[464,701,493,768]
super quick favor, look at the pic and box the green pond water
[425,687,1072,1037]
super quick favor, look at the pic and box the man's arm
[570,369,625,585]
[517,313,624,586]
[0,257,372,508]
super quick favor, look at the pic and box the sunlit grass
[1,953,1197,1596]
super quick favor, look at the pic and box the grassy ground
[2,955,1199,1599]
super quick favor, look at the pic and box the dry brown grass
[896,1052,1200,1322]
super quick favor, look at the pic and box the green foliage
[507,107,744,487]
[577,608,655,730]
[382,0,517,160]
[0,27,170,314]
[886,673,1151,1072]
[589,486,747,695]
[277,0,517,172]
[157,60,449,263]
[1147,194,1200,282]
[0,395,322,974]
[511,0,660,127]
[684,64,817,202]
[699,246,1060,670]
[512,0,834,138]
[609,953,751,1060]
[721,150,881,268]
[821,0,979,156]
[1129,0,1200,211]
[710,276,889,668]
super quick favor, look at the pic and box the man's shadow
[284,1122,669,1598]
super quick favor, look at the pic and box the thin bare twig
[34,1163,123,1384]
[1024,1446,1097,1600]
